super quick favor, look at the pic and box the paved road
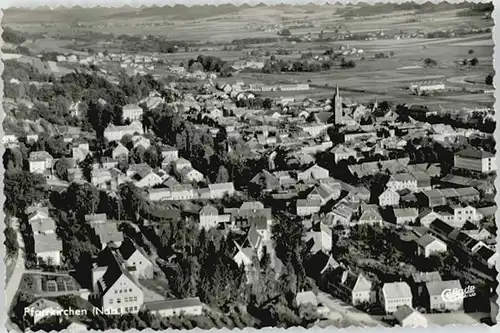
[317,291,388,327]
[5,217,26,312]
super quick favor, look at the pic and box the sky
[0,0,493,9]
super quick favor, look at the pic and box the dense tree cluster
[143,104,265,186]
[187,55,232,77]
[2,27,27,45]
[485,73,494,85]
[4,170,47,216]
[262,58,335,73]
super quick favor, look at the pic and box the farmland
[4,3,493,111]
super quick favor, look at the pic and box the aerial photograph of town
[1,1,498,331]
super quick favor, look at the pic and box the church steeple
[334,85,343,125]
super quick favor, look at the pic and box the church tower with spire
[333,85,343,125]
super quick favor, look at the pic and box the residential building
[145,298,203,317]
[148,188,172,202]
[394,208,418,225]
[91,169,112,188]
[132,136,151,150]
[30,217,56,235]
[94,253,144,315]
[134,171,163,188]
[297,164,329,181]
[122,104,143,121]
[29,151,54,174]
[381,282,413,314]
[297,123,332,137]
[104,121,144,142]
[410,271,442,299]
[379,188,400,207]
[454,148,496,173]
[304,250,340,280]
[174,158,192,173]
[179,167,204,183]
[112,144,129,160]
[358,205,383,226]
[386,173,417,191]
[295,291,318,307]
[416,234,447,258]
[93,222,124,249]
[199,205,219,230]
[208,182,235,199]
[393,305,428,327]
[25,299,64,325]
[170,184,198,200]
[475,246,498,269]
[331,144,360,163]
[297,199,321,217]
[117,238,154,279]
[160,145,179,165]
[307,182,341,205]
[329,269,373,305]
[424,280,463,312]
[34,233,63,266]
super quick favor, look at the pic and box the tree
[54,158,71,181]
[470,57,479,66]
[485,73,493,85]
[468,49,474,55]
[63,182,99,217]
[3,147,23,171]
[279,28,291,36]
[263,98,273,109]
[5,227,19,257]
[423,58,438,67]
[4,170,47,216]
[215,166,230,183]
[340,58,356,68]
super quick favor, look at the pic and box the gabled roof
[411,271,442,284]
[175,158,191,166]
[297,198,322,208]
[208,182,234,191]
[382,282,412,300]
[31,218,56,234]
[200,205,218,216]
[359,206,382,221]
[394,208,418,218]
[389,173,415,183]
[97,255,139,297]
[118,237,150,262]
[250,170,280,190]
[393,305,421,323]
[456,148,494,159]
[416,234,443,248]
[29,151,54,161]
[296,291,318,306]
[240,201,264,211]
[34,233,63,253]
[429,219,455,235]
[426,280,461,297]
[476,246,495,260]
[145,297,202,312]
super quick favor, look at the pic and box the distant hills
[3,2,493,24]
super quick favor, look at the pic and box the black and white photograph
[1,1,498,331]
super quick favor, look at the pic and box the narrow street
[5,217,26,333]
[316,291,388,327]
[6,217,26,311]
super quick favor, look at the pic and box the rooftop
[145,297,203,312]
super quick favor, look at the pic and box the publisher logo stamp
[441,286,476,302]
